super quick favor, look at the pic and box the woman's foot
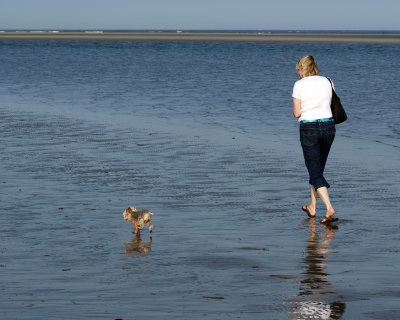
[320,207,337,224]
[302,205,316,218]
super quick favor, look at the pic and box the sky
[1,0,399,31]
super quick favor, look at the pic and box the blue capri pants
[300,121,336,190]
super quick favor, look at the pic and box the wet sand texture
[1,103,399,319]
[1,38,400,319]
[1,32,400,43]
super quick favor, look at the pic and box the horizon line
[1,28,400,32]
[2,31,400,44]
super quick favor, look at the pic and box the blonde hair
[296,55,319,77]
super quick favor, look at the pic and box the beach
[1,39,399,319]
[1,99,399,320]
[1,31,400,43]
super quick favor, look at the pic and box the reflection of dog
[122,206,153,234]
[124,233,152,254]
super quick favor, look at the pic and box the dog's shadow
[124,233,152,254]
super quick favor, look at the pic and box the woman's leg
[305,185,318,215]
[310,185,318,209]
[317,187,335,221]
[300,124,329,190]
[317,123,336,222]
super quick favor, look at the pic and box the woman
[292,55,337,224]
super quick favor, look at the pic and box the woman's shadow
[124,233,152,254]
[291,219,346,319]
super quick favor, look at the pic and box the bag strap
[326,77,334,89]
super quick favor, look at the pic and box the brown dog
[122,206,153,234]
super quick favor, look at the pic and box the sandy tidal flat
[1,31,400,43]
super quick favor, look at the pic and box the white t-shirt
[292,75,333,121]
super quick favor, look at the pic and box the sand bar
[1,31,400,43]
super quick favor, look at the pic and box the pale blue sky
[1,0,399,30]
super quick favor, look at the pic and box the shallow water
[1,40,400,319]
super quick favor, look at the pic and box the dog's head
[122,206,137,220]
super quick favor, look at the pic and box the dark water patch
[238,246,268,251]
[185,254,264,270]
[203,295,225,300]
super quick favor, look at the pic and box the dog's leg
[132,221,139,234]
[147,221,153,233]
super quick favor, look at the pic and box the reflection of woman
[291,220,346,319]
[292,56,337,224]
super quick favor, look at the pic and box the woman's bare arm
[292,98,301,118]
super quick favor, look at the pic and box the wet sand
[1,100,399,319]
[1,31,400,43]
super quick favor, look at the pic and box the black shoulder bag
[327,77,347,125]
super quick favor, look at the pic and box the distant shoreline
[1,31,400,43]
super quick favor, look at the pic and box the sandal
[320,216,339,224]
[302,205,316,218]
